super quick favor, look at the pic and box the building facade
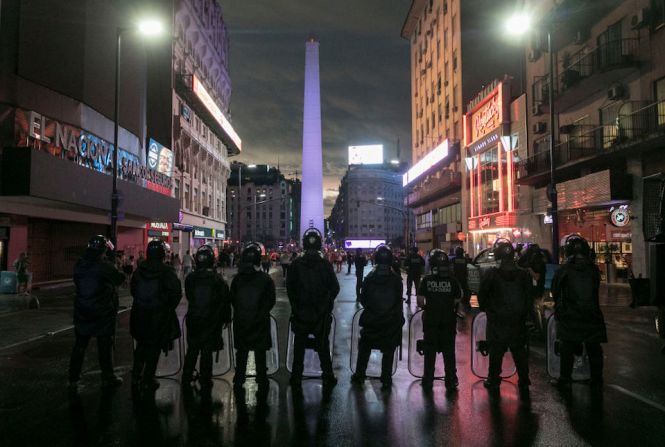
[401,0,521,252]
[227,163,301,248]
[520,0,665,281]
[329,163,407,247]
[0,0,179,282]
[170,0,241,257]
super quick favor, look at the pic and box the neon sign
[192,75,242,152]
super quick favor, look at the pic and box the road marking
[0,307,131,352]
[609,384,665,413]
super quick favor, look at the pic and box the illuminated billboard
[192,75,242,152]
[348,145,384,165]
[147,138,173,177]
[403,139,449,186]
[344,239,386,249]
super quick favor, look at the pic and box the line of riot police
[68,229,606,400]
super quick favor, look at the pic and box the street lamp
[111,18,164,253]
[505,12,560,263]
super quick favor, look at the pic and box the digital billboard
[344,239,386,249]
[348,144,383,165]
[147,138,173,177]
[403,139,449,186]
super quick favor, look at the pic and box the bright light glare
[247,164,257,168]
[138,19,164,36]
[505,13,531,36]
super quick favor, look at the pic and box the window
[654,0,665,29]
[193,188,199,212]
[656,77,665,125]
[184,184,190,210]
[174,179,180,200]
[479,149,499,215]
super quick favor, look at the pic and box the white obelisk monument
[299,34,325,238]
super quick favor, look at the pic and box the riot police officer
[405,246,425,304]
[182,245,232,390]
[478,241,532,395]
[287,229,340,388]
[130,240,182,392]
[453,246,470,309]
[68,235,125,391]
[551,235,607,388]
[351,245,404,390]
[417,249,462,390]
[230,243,276,390]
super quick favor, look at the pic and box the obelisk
[299,34,324,238]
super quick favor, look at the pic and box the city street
[0,268,664,446]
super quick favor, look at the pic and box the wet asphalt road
[0,269,664,446]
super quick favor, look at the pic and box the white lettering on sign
[471,94,501,142]
[194,229,206,238]
[479,217,491,229]
[150,222,169,230]
[427,280,452,293]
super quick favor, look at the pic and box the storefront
[146,222,172,244]
[192,226,226,251]
[464,80,527,255]
[0,107,179,283]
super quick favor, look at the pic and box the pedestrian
[335,251,344,273]
[130,240,182,393]
[230,243,276,390]
[172,253,182,278]
[183,250,194,277]
[286,229,340,389]
[261,252,271,274]
[280,251,291,279]
[551,235,607,388]
[519,244,547,332]
[453,246,470,309]
[68,236,125,391]
[122,255,134,287]
[351,245,404,390]
[137,250,145,265]
[354,248,368,300]
[405,246,425,304]
[478,241,532,398]
[13,252,30,295]
[417,249,462,391]
[346,250,354,275]
[182,245,231,391]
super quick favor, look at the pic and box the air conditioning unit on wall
[533,122,547,134]
[532,104,543,116]
[608,84,626,100]
[631,8,650,29]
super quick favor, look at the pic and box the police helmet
[302,228,323,251]
[454,246,465,258]
[564,234,590,258]
[409,246,419,255]
[195,245,215,269]
[146,240,167,261]
[493,239,515,261]
[88,235,113,255]
[374,245,393,266]
[430,249,450,274]
[241,242,263,266]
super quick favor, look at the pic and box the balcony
[406,171,461,207]
[518,101,665,184]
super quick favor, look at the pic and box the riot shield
[132,316,184,378]
[182,323,233,377]
[470,312,517,379]
[232,315,280,377]
[546,315,591,380]
[349,308,399,377]
[407,310,465,379]
[286,314,336,376]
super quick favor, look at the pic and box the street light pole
[111,28,124,253]
[237,164,242,245]
[547,29,560,264]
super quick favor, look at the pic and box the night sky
[221,0,413,214]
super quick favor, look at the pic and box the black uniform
[130,260,182,386]
[69,251,125,384]
[452,256,470,307]
[552,256,607,383]
[286,251,340,382]
[355,253,368,298]
[230,264,276,385]
[478,264,532,386]
[356,265,405,380]
[417,272,462,385]
[406,253,426,298]
[183,269,232,386]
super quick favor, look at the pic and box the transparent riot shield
[286,315,336,377]
[349,309,399,377]
[232,315,280,377]
[546,315,591,380]
[470,312,516,379]
[182,323,233,377]
[132,316,184,378]
[407,310,464,379]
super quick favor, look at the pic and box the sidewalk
[0,266,282,352]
